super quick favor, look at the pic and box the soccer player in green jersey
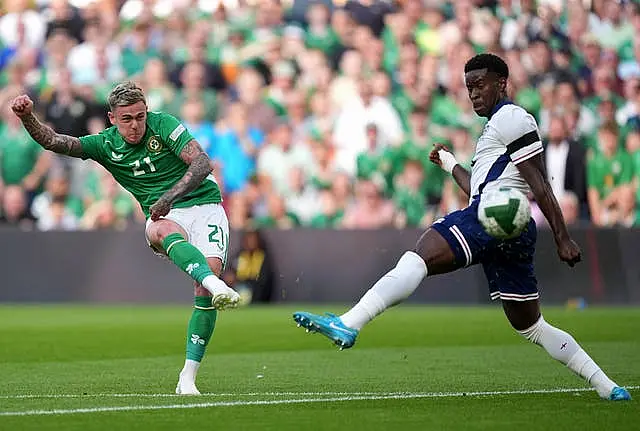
[10,82,241,395]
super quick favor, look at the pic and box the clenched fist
[149,197,172,222]
[429,143,450,168]
[11,95,34,119]
[556,237,582,268]
[429,143,458,173]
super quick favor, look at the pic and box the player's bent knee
[502,299,541,331]
[146,219,187,248]
[414,228,458,276]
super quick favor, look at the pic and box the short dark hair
[464,53,509,79]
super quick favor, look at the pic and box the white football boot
[201,276,240,310]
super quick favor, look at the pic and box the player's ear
[107,111,116,126]
[497,76,507,93]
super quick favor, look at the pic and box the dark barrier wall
[0,227,638,304]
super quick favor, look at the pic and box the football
[478,188,531,239]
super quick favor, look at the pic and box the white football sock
[340,251,427,330]
[518,316,617,398]
[180,359,200,383]
[202,275,232,296]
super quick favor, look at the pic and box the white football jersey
[469,102,543,203]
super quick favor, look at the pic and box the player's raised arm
[429,143,471,197]
[516,153,581,267]
[149,139,213,221]
[10,95,84,158]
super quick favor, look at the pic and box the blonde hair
[107,81,146,111]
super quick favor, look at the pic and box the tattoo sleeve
[159,140,213,204]
[21,113,84,157]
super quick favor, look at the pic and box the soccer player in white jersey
[293,54,631,401]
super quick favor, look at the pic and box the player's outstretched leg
[505,300,631,401]
[177,290,218,395]
[293,228,458,349]
[147,220,239,309]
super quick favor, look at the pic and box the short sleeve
[619,153,634,185]
[498,107,544,165]
[79,133,105,162]
[158,113,195,156]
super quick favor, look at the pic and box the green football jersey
[79,111,222,217]
[0,125,43,185]
[586,149,634,199]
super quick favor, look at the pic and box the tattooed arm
[149,139,213,221]
[11,95,84,157]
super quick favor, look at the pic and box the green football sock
[162,233,215,284]
[186,296,218,362]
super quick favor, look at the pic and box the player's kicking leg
[293,226,458,349]
[293,205,632,401]
[146,219,239,309]
[504,300,631,401]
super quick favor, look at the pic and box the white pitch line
[0,392,385,400]
[0,386,636,417]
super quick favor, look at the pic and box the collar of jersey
[488,99,513,119]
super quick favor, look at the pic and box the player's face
[108,101,148,144]
[464,69,506,118]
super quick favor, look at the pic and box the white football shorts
[145,203,230,266]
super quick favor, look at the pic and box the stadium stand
[0,0,639,231]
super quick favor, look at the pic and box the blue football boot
[608,387,632,401]
[293,311,359,350]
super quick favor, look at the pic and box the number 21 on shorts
[207,224,225,251]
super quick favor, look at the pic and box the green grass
[0,305,637,430]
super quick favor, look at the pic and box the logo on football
[478,188,531,239]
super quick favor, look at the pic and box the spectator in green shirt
[587,123,635,226]
[0,91,51,195]
[254,193,300,229]
[140,58,176,113]
[393,159,433,228]
[584,65,625,114]
[305,2,340,56]
[381,13,413,74]
[309,189,344,229]
[626,128,640,223]
[355,124,402,194]
[592,0,634,53]
[121,20,161,78]
[166,61,219,123]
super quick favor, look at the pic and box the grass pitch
[0,305,637,430]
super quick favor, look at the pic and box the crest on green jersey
[146,135,163,153]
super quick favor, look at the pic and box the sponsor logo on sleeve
[169,124,186,141]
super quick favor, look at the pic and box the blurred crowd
[0,0,640,231]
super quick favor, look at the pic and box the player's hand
[557,238,582,267]
[11,95,34,119]
[149,198,172,221]
[430,144,458,174]
[429,143,449,168]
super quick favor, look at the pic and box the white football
[478,188,531,239]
